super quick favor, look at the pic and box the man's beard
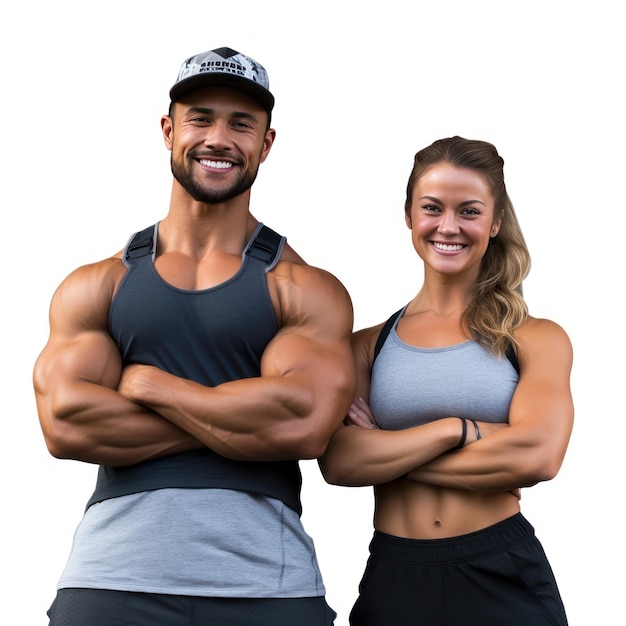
[171,153,259,204]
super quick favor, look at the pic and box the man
[34,46,355,625]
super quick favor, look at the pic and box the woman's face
[406,162,502,280]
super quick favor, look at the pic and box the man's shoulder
[276,238,306,265]
[269,259,353,322]
[58,254,126,299]
[272,258,346,290]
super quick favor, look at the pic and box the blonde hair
[404,136,531,356]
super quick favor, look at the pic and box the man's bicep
[45,273,122,388]
[38,330,122,391]
[264,271,353,377]
[34,267,123,425]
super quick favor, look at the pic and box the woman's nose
[437,210,460,234]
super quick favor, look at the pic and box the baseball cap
[170,47,274,113]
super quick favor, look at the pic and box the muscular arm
[318,326,476,486]
[117,263,356,462]
[33,259,201,466]
[407,318,574,491]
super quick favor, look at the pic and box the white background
[2,1,623,624]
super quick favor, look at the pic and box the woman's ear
[491,210,504,237]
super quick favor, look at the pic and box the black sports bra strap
[505,343,520,376]
[372,308,403,368]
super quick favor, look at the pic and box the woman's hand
[346,396,378,429]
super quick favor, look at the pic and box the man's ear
[259,128,276,164]
[161,115,174,150]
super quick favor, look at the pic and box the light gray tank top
[58,489,326,598]
[370,310,519,429]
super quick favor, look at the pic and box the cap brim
[169,74,274,113]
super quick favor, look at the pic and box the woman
[320,136,573,625]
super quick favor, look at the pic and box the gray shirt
[58,488,326,597]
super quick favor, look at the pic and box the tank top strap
[122,223,285,270]
[123,223,158,266]
[244,223,286,271]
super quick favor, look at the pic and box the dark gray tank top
[86,223,304,514]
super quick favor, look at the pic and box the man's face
[163,86,275,204]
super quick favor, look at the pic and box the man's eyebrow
[184,106,260,123]
[184,106,214,116]
[230,110,261,124]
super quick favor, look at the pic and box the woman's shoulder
[516,315,571,341]
[352,322,386,351]
[514,316,573,365]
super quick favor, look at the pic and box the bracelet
[469,419,482,440]
[455,417,467,449]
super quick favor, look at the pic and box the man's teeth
[433,242,464,251]
[200,160,232,169]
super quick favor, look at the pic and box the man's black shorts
[47,589,336,625]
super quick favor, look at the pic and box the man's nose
[203,122,231,150]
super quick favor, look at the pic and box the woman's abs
[373,479,520,539]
